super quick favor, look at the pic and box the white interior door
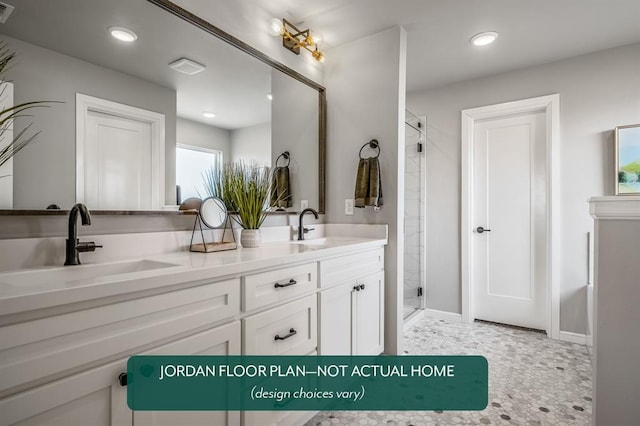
[76,93,165,210]
[472,111,547,329]
[83,110,153,210]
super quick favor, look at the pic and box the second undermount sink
[293,237,341,250]
[0,259,180,289]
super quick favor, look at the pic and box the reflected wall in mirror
[0,0,325,213]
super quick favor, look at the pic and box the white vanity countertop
[0,236,387,316]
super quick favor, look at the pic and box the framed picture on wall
[615,124,640,195]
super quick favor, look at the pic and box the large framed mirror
[0,0,325,214]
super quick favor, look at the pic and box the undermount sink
[293,237,342,250]
[0,259,180,289]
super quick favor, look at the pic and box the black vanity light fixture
[269,18,325,63]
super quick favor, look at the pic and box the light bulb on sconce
[269,17,325,62]
[269,18,284,36]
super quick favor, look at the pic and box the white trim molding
[423,308,463,324]
[461,94,561,340]
[558,331,589,346]
[403,310,425,331]
[589,196,640,220]
[75,93,166,209]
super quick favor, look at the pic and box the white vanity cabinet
[0,320,241,426]
[318,249,385,355]
[241,264,318,426]
[0,237,387,426]
[0,279,241,426]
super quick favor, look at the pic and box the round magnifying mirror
[200,197,228,228]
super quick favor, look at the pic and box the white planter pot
[240,229,262,248]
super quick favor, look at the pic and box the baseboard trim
[423,308,462,323]
[403,310,425,331]
[558,331,589,345]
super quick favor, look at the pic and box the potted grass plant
[223,160,273,248]
[0,41,52,175]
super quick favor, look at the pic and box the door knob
[476,226,491,234]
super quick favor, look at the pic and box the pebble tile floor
[307,317,592,425]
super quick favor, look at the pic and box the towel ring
[276,151,290,167]
[359,139,380,159]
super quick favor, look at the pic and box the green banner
[127,355,487,411]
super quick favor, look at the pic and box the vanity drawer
[0,278,240,394]
[243,294,317,355]
[320,248,384,288]
[242,262,317,311]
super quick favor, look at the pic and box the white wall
[230,122,271,166]
[177,117,231,161]
[407,43,640,334]
[4,35,177,209]
[325,26,407,354]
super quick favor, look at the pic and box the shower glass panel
[404,110,425,320]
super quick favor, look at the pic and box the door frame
[460,94,560,339]
[75,93,166,209]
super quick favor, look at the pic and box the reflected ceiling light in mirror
[168,57,206,75]
[470,31,499,46]
[269,18,325,62]
[202,112,216,118]
[266,93,273,100]
[108,26,137,42]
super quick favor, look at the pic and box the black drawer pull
[274,279,297,288]
[273,278,298,288]
[118,372,127,387]
[359,284,366,290]
[353,285,360,292]
[274,328,297,341]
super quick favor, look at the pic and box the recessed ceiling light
[266,93,273,101]
[109,26,137,42]
[202,112,216,118]
[471,31,499,47]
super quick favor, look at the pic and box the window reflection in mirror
[176,145,222,202]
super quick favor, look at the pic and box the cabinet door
[0,358,130,426]
[319,282,353,355]
[133,322,241,426]
[353,271,385,355]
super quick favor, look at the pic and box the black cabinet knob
[476,226,491,234]
[118,372,127,387]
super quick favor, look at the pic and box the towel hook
[359,139,380,159]
[275,151,290,167]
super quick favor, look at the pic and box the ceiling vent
[168,58,206,75]
[0,2,15,24]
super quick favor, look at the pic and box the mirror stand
[189,197,237,253]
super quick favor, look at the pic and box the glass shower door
[404,110,425,320]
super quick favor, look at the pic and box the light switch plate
[301,199,308,210]
[345,199,354,215]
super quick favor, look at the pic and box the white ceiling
[197,0,640,92]
[2,0,638,129]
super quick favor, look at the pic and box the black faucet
[64,203,102,265]
[298,208,319,241]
